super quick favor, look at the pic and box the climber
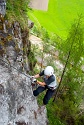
[31,66,58,105]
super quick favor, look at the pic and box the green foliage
[28,51,37,71]
[34,15,84,125]
[76,114,84,125]
[31,25,41,36]
[30,25,60,72]
[54,16,84,124]
[47,100,65,125]
[31,16,84,125]
[6,0,30,28]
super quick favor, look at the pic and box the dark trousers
[33,86,55,105]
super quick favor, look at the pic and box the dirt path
[29,0,49,11]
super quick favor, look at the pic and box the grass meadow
[28,0,84,39]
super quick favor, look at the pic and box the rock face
[0,18,47,125]
[0,0,6,16]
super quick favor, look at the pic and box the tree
[53,16,84,124]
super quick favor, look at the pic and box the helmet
[44,66,54,76]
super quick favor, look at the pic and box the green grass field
[28,0,84,39]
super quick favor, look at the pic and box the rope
[0,57,31,79]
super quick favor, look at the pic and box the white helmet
[44,66,54,76]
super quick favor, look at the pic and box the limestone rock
[0,20,47,125]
